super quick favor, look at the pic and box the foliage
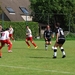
[29,0,75,31]
[66,32,75,40]
[0,2,2,14]
[0,21,39,40]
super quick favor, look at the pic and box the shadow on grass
[29,56,51,59]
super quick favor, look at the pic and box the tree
[29,0,75,31]
[0,2,2,21]
[0,2,2,14]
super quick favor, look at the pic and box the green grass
[0,40,75,75]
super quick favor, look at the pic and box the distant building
[0,0,32,21]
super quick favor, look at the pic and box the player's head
[5,28,10,32]
[55,22,60,28]
[46,25,50,30]
[26,25,29,29]
[5,28,9,30]
[10,25,12,28]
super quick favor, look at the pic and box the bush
[0,21,39,40]
[66,32,75,40]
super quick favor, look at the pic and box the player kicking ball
[52,22,66,58]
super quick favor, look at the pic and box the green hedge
[65,33,75,40]
[0,21,39,40]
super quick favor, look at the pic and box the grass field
[0,40,75,75]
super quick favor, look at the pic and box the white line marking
[0,65,74,74]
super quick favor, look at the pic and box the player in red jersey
[25,26,38,49]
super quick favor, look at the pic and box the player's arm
[51,32,55,38]
[56,32,59,42]
[6,31,10,40]
[43,31,47,40]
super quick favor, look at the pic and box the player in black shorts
[52,23,66,58]
[44,25,54,50]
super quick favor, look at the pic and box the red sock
[0,50,2,57]
[26,41,30,46]
[32,42,36,47]
[8,43,12,50]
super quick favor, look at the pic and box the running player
[9,25,14,41]
[25,25,38,49]
[44,25,54,50]
[52,22,66,58]
[0,26,12,58]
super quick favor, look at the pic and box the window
[19,7,29,14]
[6,7,15,14]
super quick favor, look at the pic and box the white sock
[61,47,65,55]
[54,47,57,56]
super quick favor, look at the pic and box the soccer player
[25,25,38,49]
[9,25,15,41]
[52,22,66,58]
[44,25,54,50]
[0,26,12,58]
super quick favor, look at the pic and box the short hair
[26,25,29,28]
[5,28,9,30]
[55,22,60,27]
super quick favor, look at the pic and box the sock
[0,50,2,57]
[54,47,57,57]
[61,47,65,55]
[8,43,12,50]
[45,43,48,50]
[26,41,30,46]
[31,42,36,47]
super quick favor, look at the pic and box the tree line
[0,0,75,32]
[29,0,75,32]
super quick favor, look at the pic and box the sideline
[0,65,74,74]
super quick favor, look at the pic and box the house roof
[0,0,31,21]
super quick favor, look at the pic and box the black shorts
[45,38,51,42]
[57,39,65,44]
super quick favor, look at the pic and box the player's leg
[25,38,30,48]
[48,38,51,45]
[59,45,66,58]
[30,37,37,49]
[59,40,66,58]
[11,34,14,40]
[45,41,48,50]
[6,40,12,52]
[49,41,51,45]
[45,38,50,50]
[47,40,52,49]
[53,42,59,58]
[0,41,5,58]
[0,49,2,58]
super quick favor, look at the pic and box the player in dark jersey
[52,22,66,58]
[44,25,54,50]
